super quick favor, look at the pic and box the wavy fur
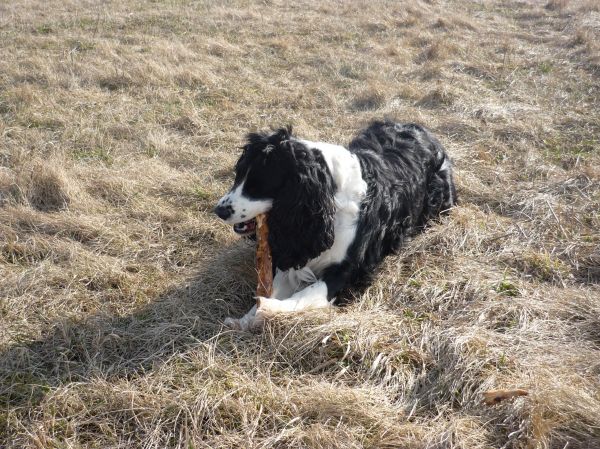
[267,138,336,271]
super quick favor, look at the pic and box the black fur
[267,138,337,271]
[322,120,456,297]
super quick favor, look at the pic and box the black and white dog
[215,120,456,330]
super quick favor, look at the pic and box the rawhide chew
[255,213,273,298]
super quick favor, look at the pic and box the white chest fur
[298,139,367,275]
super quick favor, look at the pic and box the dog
[215,120,457,330]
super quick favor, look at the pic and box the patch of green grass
[35,24,53,34]
[493,277,520,297]
[407,278,423,288]
[1,372,51,408]
[72,148,113,165]
[543,136,598,165]
[497,352,508,369]
[192,187,211,201]
[538,60,553,74]
[403,309,431,322]
[145,144,160,158]
[193,91,222,108]
[521,251,570,282]
[22,116,64,130]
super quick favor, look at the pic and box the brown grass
[1,0,599,447]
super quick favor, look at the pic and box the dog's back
[337,120,457,286]
[349,120,456,220]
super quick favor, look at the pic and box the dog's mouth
[233,218,256,236]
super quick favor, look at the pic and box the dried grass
[1,0,600,448]
[25,160,72,212]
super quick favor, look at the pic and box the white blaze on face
[216,180,272,224]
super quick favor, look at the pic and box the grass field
[1,0,599,447]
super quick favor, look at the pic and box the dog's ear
[272,126,292,142]
[268,141,336,271]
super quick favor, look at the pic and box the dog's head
[215,127,336,270]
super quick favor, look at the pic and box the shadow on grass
[0,241,258,419]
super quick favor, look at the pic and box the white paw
[224,312,264,331]
[256,296,282,315]
[224,317,243,330]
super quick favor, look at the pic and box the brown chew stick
[482,389,528,406]
[255,213,273,298]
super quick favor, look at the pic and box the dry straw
[1,0,599,447]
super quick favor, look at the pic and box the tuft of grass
[192,186,211,201]
[545,0,570,10]
[416,86,456,108]
[21,115,64,130]
[26,162,71,212]
[34,24,53,34]
[67,39,96,52]
[416,40,457,64]
[538,60,553,74]
[97,74,134,91]
[493,277,520,297]
[350,86,386,111]
[519,251,571,283]
[543,135,598,167]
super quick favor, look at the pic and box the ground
[1,0,599,447]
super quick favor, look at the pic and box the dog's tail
[424,145,457,221]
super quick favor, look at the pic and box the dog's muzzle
[233,219,256,236]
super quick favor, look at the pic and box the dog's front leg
[256,281,331,319]
[224,270,295,331]
[223,304,258,331]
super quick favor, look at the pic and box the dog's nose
[214,205,232,220]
